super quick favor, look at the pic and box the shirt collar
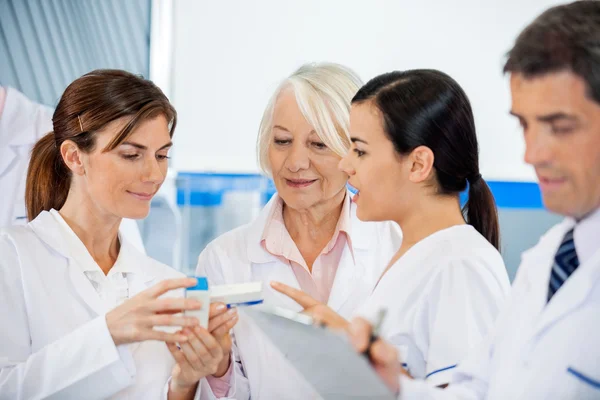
[260,191,354,260]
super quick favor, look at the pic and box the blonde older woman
[195,63,402,400]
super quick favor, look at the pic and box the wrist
[213,352,232,378]
[169,379,197,397]
[105,314,124,346]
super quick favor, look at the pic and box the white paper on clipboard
[239,306,396,400]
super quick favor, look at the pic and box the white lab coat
[0,210,219,400]
[400,213,600,399]
[0,87,53,227]
[357,225,510,387]
[0,87,145,252]
[196,193,403,400]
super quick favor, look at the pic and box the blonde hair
[257,62,363,175]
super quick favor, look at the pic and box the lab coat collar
[29,210,156,315]
[30,211,155,315]
[45,209,146,275]
[246,191,374,264]
[526,218,600,337]
[0,87,53,147]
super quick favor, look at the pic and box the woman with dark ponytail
[0,70,238,399]
[273,69,510,388]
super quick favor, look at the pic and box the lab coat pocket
[395,345,410,374]
[566,366,600,398]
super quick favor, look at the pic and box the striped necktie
[548,228,579,302]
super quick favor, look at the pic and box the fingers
[149,297,203,313]
[167,341,188,365]
[147,314,200,328]
[209,303,228,318]
[208,308,237,334]
[270,281,320,309]
[348,317,372,353]
[212,314,238,338]
[192,327,223,359]
[145,278,199,298]
[180,327,223,373]
[180,340,207,371]
[145,329,190,343]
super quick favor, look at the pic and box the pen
[362,308,387,358]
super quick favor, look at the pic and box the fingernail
[215,303,227,311]
[227,309,237,316]
[270,281,278,287]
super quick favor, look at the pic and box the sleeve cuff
[425,365,458,387]
[96,315,136,379]
[399,375,437,400]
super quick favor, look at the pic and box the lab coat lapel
[327,245,362,312]
[0,146,17,178]
[65,260,108,316]
[327,203,374,312]
[119,237,157,295]
[533,247,600,337]
[30,211,108,316]
[246,196,306,310]
[259,261,305,311]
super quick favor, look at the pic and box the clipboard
[240,306,396,400]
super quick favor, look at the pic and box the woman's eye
[157,154,171,161]
[122,154,140,160]
[353,148,365,157]
[312,142,327,150]
[274,139,291,145]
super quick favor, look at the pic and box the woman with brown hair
[0,70,237,399]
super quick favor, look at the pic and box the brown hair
[26,69,177,221]
[504,1,600,104]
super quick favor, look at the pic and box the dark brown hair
[353,70,500,250]
[26,69,177,221]
[504,1,600,103]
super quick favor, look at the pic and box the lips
[127,190,155,201]
[537,174,567,192]
[285,178,317,188]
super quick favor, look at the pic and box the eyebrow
[509,111,579,123]
[351,137,369,144]
[273,125,289,132]
[121,141,173,151]
[273,126,319,136]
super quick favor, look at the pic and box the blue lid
[187,277,209,290]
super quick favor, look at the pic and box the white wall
[171,0,564,181]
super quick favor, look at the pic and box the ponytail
[25,132,71,221]
[464,177,500,250]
